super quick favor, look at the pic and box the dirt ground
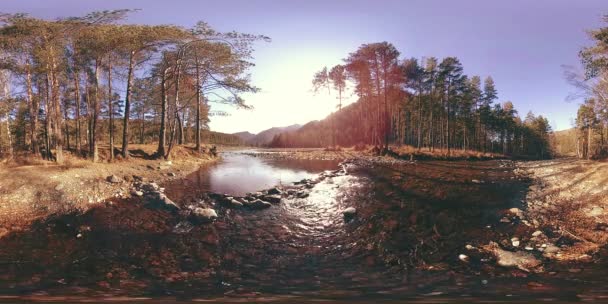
[516,158,608,261]
[0,144,217,232]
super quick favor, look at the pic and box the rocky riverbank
[1,151,608,302]
[0,144,217,233]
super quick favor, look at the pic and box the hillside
[232,131,256,143]
[552,128,578,156]
[233,124,302,146]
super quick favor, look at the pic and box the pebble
[459,254,469,263]
[532,230,543,237]
[343,207,357,218]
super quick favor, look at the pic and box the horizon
[4,0,607,134]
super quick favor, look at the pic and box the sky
[3,0,608,133]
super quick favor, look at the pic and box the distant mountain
[232,124,302,146]
[232,131,256,143]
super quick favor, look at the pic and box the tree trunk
[92,59,100,162]
[156,66,169,158]
[25,62,39,156]
[49,50,64,163]
[108,57,114,162]
[74,69,81,155]
[121,51,135,158]
[195,56,202,152]
[588,126,592,160]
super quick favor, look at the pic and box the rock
[590,206,604,217]
[173,221,194,234]
[459,254,469,263]
[0,228,9,239]
[544,244,560,254]
[263,194,282,204]
[500,217,511,223]
[192,208,218,223]
[144,191,179,212]
[167,172,177,177]
[141,182,160,193]
[133,175,144,181]
[131,190,144,197]
[106,175,122,184]
[525,246,534,251]
[267,187,282,195]
[532,230,543,237]
[247,199,272,210]
[465,244,475,250]
[296,191,309,199]
[471,179,481,184]
[343,207,357,218]
[511,237,520,247]
[483,241,542,272]
[508,208,523,217]
[220,198,243,208]
[54,183,65,191]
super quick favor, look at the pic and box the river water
[0,151,604,302]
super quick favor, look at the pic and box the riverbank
[0,144,217,233]
[514,158,608,261]
[0,149,607,301]
[245,145,505,162]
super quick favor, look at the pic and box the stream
[0,151,603,302]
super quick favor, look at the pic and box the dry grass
[0,144,217,230]
[518,158,608,260]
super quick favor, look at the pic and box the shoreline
[0,144,218,232]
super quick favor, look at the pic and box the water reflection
[183,152,342,196]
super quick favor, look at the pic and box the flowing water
[0,151,605,303]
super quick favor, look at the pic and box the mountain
[232,124,302,146]
[232,131,256,143]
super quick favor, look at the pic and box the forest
[270,42,553,159]
[0,10,265,162]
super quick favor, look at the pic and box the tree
[345,42,401,152]
[438,57,466,155]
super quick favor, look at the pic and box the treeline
[573,16,608,159]
[0,11,266,162]
[271,42,552,159]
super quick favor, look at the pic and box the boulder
[192,208,218,223]
[267,187,282,195]
[264,194,282,204]
[343,207,357,219]
[141,182,160,193]
[107,175,122,184]
[483,241,542,272]
[247,199,272,210]
[144,191,179,212]
[221,198,243,208]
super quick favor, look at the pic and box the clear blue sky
[4,0,607,133]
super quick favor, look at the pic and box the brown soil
[0,144,217,232]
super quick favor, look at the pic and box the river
[0,151,603,302]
